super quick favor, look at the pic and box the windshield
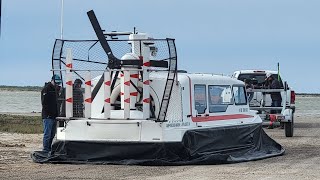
[238,73,283,88]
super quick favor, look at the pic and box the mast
[0,0,2,37]
[60,0,64,39]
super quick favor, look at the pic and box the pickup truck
[232,70,296,137]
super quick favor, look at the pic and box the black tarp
[31,123,284,165]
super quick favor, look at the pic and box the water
[295,96,320,116]
[0,90,318,116]
[0,90,41,113]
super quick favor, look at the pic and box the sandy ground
[1,115,320,180]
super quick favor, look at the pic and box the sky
[0,0,319,93]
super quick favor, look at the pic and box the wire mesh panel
[165,83,183,122]
[157,39,178,121]
[53,39,176,81]
[52,38,177,118]
[52,40,108,83]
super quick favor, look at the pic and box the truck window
[194,84,207,114]
[208,85,232,113]
[233,86,247,105]
[238,74,283,89]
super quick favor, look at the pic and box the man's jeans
[271,100,282,114]
[43,118,57,152]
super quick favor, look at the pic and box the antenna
[0,0,2,37]
[60,0,64,39]
[277,62,280,81]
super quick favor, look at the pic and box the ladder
[157,39,177,122]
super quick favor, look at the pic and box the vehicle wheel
[285,115,294,137]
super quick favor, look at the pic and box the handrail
[247,89,286,93]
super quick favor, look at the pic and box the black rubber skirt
[31,123,284,165]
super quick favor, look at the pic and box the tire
[285,114,294,137]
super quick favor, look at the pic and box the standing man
[41,74,62,153]
[73,78,84,117]
[265,73,282,113]
[244,79,254,103]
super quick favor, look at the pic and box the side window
[208,85,232,113]
[233,86,247,105]
[194,85,207,114]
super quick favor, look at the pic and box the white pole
[120,72,125,110]
[84,71,92,118]
[104,71,111,119]
[60,0,64,39]
[130,73,139,110]
[124,71,130,119]
[142,47,150,119]
[65,48,73,118]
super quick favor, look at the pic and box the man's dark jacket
[41,82,59,119]
[268,78,282,101]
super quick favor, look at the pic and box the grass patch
[0,114,43,134]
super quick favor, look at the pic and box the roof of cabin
[149,72,244,86]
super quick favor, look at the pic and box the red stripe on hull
[192,114,254,122]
